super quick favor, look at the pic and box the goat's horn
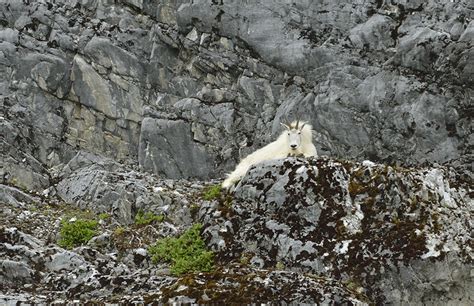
[280,122,290,130]
[295,119,300,129]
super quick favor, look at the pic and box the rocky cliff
[1,0,473,304]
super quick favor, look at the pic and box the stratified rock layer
[1,0,473,183]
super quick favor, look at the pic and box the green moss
[58,218,98,249]
[98,213,110,220]
[202,184,222,201]
[135,210,164,226]
[148,223,214,275]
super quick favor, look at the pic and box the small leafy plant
[134,210,164,225]
[202,184,222,201]
[148,223,214,275]
[58,218,98,249]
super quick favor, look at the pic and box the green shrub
[148,223,214,275]
[135,210,164,225]
[202,184,222,201]
[58,218,98,249]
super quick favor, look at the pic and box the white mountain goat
[222,120,318,189]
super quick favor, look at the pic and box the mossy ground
[158,263,370,304]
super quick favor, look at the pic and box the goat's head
[280,120,307,151]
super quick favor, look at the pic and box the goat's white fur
[222,121,318,189]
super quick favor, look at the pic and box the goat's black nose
[291,144,297,148]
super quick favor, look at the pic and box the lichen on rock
[199,157,473,304]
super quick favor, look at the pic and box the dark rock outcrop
[200,157,473,304]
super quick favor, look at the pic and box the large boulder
[200,157,473,304]
[56,151,193,226]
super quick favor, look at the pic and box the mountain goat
[222,120,318,189]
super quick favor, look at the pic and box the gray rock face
[1,223,367,304]
[56,151,194,226]
[1,0,472,185]
[200,157,473,304]
[0,227,175,304]
[1,0,473,304]
[139,118,216,179]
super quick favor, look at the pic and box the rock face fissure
[1,0,473,304]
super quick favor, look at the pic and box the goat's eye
[298,132,301,134]
[287,133,290,136]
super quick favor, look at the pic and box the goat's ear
[280,122,290,130]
